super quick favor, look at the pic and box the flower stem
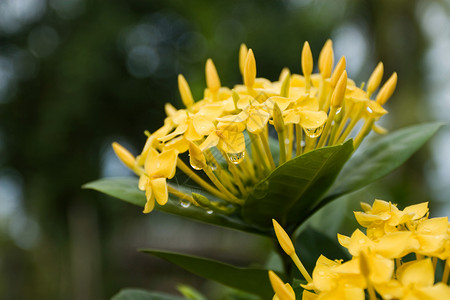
[259,131,276,169]
[203,167,244,205]
[277,128,287,165]
[168,185,199,206]
[317,106,337,148]
[296,124,303,156]
[176,158,226,200]
[443,259,449,284]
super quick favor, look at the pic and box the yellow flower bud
[319,39,334,78]
[301,41,313,78]
[188,141,207,170]
[244,49,256,89]
[272,219,295,256]
[268,271,295,300]
[239,43,248,76]
[112,142,136,170]
[331,70,347,108]
[205,58,221,94]
[280,71,291,98]
[330,56,346,88]
[376,72,397,105]
[366,62,384,97]
[272,103,285,134]
[177,74,194,108]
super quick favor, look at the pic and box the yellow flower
[376,259,450,300]
[138,148,178,213]
[354,199,428,239]
[269,200,450,300]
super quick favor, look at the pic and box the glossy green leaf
[111,288,185,300]
[83,178,268,235]
[323,122,443,204]
[140,249,277,299]
[242,140,353,231]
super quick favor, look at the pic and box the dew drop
[336,107,342,114]
[209,162,218,171]
[180,200,191,208]
[304,125,324,138]
[189,154,203,170]
[366,106,373,114]
[285,138,290,144]
[226,151,245,164]
[206,209,213,214]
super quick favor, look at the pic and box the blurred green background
[0,0,449,299]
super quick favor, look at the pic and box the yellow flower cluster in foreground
[270,200,450,300]
[113,40,397,213]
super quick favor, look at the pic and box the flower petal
[299,111,327,129]
[151,177,168,206]
[150,149,179,179]
[246,107,270,133]
[398,259,434,287]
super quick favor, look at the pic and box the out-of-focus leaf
[177,285,206,300]
[111,288,185,300]
[83,178,269,235]
[323,122,443,204]
[140,249,278,299]
[242,140,353,231]
[292,278,308,300]
[293,226,350,275]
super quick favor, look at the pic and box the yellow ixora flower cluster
[112,40,397,213]
[270,200,450,300]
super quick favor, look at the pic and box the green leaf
[111,288,185,300]
[323,122,443,204]
[83,178,269,235]
[242,140,354,231]
[140,249,277,299]
[177,285,206,300]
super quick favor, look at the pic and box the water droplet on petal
[189,154,203,170]
[366,106,373,114]
[226,151,245,164]
[180,199,191,208]
[336,107,342,114]
[206,209,213,214]
[285,138,290,144]
[304,125,324,138]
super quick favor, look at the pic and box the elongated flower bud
[272,219,295,256]
[376,72,397,105]
[330,56,346,88]
[280,71,291,97]
[178,74,194,108]
[301,41,313,78]
[239,43,248,76]
[319,39,333,78]
[331,70,347,108]
[206,59,221,94]
[244,49,256,89]
[268,271,295,300]
[367,62,384,97]
[112,142,136,170]
[272,103,285,134]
